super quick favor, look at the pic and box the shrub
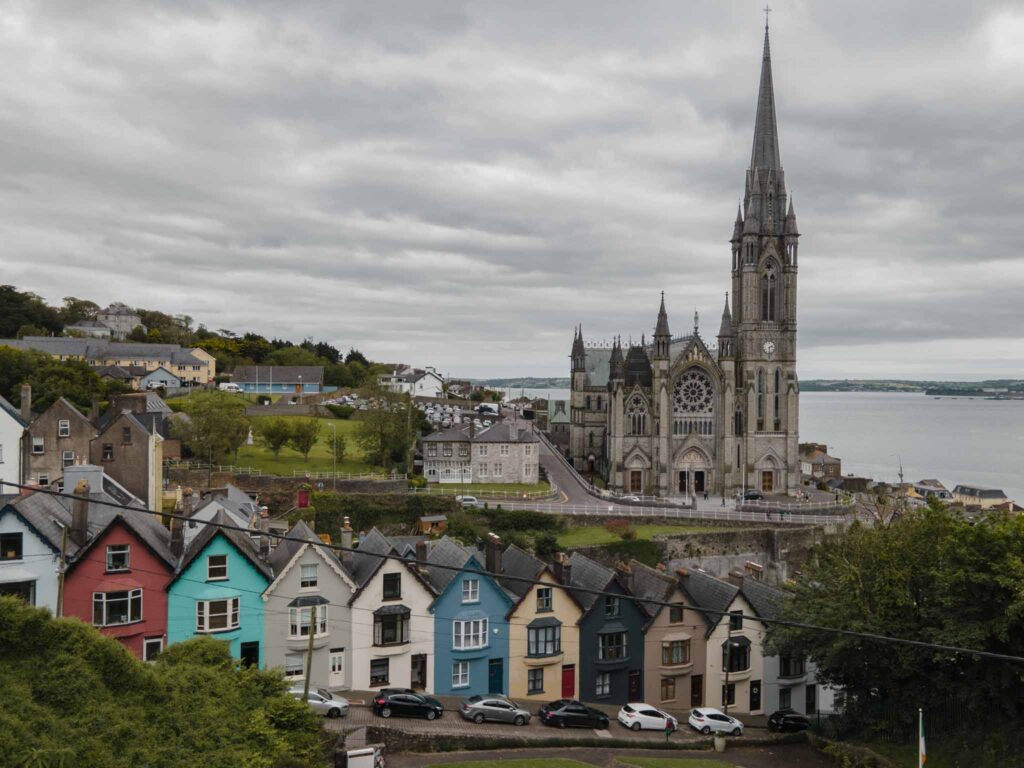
[310,492,456,537]
[408,476,427,489]
[604,518,633,539]
[325,404,355,419]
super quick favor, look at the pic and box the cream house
[348,529,436,692]
[499,547,583,701]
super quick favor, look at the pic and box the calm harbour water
[517,388,1024,503]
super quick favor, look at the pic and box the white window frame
[478,445,488,456]
[289,606,329,638]
[426,444,437,457]
[32,437,44,455]
[143,636,164,662]
[478,463,489,478]
[207,554,228,581]
[461,578,480,603]
[58,419,71,437]
[453,618,488,650]
[92,589,143,627]
[196,597,240,633]
[105,544,130,572]
[452,661,470,688]
[596,672,611,696]
[300,563,318,589]
[524,445,532,456]
[500,444,510,456]
[494,463,502,477]
[37,474,49,487]
[284,653,305,678]
[62,450,75,468]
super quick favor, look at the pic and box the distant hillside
[803,379,1024,393]
[469,377,570,389]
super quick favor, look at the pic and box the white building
[0,395,25,493]
[421,423,540,484]
[379,366,445,398]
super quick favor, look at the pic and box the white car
[289,685,349,718]
[617,703,678,732]
[688,707,743,736]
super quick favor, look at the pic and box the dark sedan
[538,699,610,729]
[372,691,444,720]
[768,709,811,733]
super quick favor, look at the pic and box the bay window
[527,625,560,656]
[373,608,410,646]
[598,631,627,661]
[92,589,142,626]
[196,597,240,632]
[289,606,328,638]
[662,639,691,666]
[453,618,488,649]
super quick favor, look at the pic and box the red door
[561,664,575,698]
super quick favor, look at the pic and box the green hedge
[324,404,355,419]
[479,508,566,532]
[309,492,457,536]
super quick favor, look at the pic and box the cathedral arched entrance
[674,447,712,497]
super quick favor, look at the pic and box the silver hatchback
[460,694,531,726]
[290,685,349,718]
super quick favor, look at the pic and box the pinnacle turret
[609,336,625,380]
[784,196,799,236]
[751,23,781,172]
[655,292,670,337]
[732,203,744,241]
[718,293,734,337]
[571,325,585,371]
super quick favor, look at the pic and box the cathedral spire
[718,293,734,337]
[571,324,585,371]
[751,21,781,172]
[784,196,799,235]
[655,291,670,337]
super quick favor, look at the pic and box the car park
[688,707,744,736]
[460,695,531,726]
[768,709,811,733]
[289,685,349,718]
[616,703,677,732]
[538,699,609,730]
[372,690,444,720]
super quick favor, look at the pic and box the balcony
[720,666,752,683]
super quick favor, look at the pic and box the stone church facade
[569,26,800,498]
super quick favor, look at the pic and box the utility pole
[302,604,317,701]
[56,525,68,618]
[330,423,337,490]
[723,619,732,716]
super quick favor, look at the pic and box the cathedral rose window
[672,369,714,436]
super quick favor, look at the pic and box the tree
[257,417,293,457]
[0,285,62,338]
[58,297,99,326]
[771,501,1024,744]
[287,418,322,461]
[356,380,414,468]
[534,532,559,560]
[126,325,148,342]
[264,346,323,367]
[173,391,250,463]
[345,348,368,365]
[327,429,346,461]
[470,390,484,402]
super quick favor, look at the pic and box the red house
[62,472,178,661]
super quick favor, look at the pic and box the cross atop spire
[750,18,781,172]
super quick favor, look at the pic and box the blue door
[488,658,503,694]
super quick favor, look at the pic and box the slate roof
[232,365,324,384]
[566,551,615,611]
[193,485,258,527]
[581,347,612,388]
[623,346,653,389]
[421,426,471,443]
[628,560,677,618]
[498,544,546,598]
[389,535,430,559]
[678,568,740,636]
[174,509,272,581]
[350,528,397,587]
[953,485,1007,499]
[739,578,787,621]
[0,337,208,366]
[0,394,27,427]
[269,519,321,573]
[473,423,540,443]
[424,536,472,593]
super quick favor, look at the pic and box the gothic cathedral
[569,25,800,498]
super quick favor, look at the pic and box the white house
[0,496,63,611]
[348,529,436,692]
[263,521,357,690]
[0,395,26,493]
[379,366,445,398]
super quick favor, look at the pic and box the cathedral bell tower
[728,20,800,496]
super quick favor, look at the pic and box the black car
[768,709,810,733]
[372,691,444,720]
[742,490,764,501]
[538,699,610,729]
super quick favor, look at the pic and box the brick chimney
[727,569,745,588]
[19,384,31,423]
[415,539,429,572]
[90,396,101,424]
[258,507,271,558]
[340,516,353,570]
[486,532,503,575]
[553,551,572,584]
[70,479,90,547]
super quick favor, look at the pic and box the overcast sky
[2,1,1022,379]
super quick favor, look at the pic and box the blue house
[166,510,272,667]
[230,365,323,395]
[426,535,514,697]
[564,552,649,704]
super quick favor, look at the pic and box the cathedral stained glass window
[672,369,714,436]
[627,395,647,436]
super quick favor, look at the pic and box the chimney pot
[486,532,503,574]
[675,566,689,578]
[727,570,745,588]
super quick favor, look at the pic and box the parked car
[768,709,810,733]
[538,699,609,730]
[688,707,744,736]
[217,382,241,393]
[289,686,349,718]
[617,703,677,732]
[741,490,764,501]
[372,691,444,720]
[621,495,641,502]
[460,695,531,726]
[459,495,480,509]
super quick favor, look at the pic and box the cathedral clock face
[763,340,776,357]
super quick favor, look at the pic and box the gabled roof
[424,536,472,593]
[349,528,397,587]
[263,520,355,596]
[66,505,176,572]
[0,394,27,427]
[29,397,93,430]
[566,551,615,611]
[738,577,786,621]
[232,365,324,384]
[421,426,471,443]
[498,543,546,598]
[171,510,272,583]
[678,568,740,637]
[628,560,677,620]
[473,423,539,444]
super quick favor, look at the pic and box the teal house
[426,535,514,696]
[166,511,272,667]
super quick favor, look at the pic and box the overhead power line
[4,479,1024,665]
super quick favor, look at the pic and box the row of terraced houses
[0,465,833,716]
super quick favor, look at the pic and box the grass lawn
[234,417,381,476]
[619,760,732,768]
[854,741,956,768]
[557,524,736,548]
[431,761,593,768]
[618,760,732,768]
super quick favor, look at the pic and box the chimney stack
[172,488,192,557]
[486,532,503,575]
[726,569,745,588]
[341,517,353,570]
[553,551,572,585]
[258,508,270,558]
[20,384,31,423]
[415,539,429,574]
[71,479,90,547]
[90,396,101,424]
[675,566,689,579]
[656,562,667,572]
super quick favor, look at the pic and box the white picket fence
[512,501,855,527]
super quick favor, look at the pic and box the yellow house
[499,547,583,701]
